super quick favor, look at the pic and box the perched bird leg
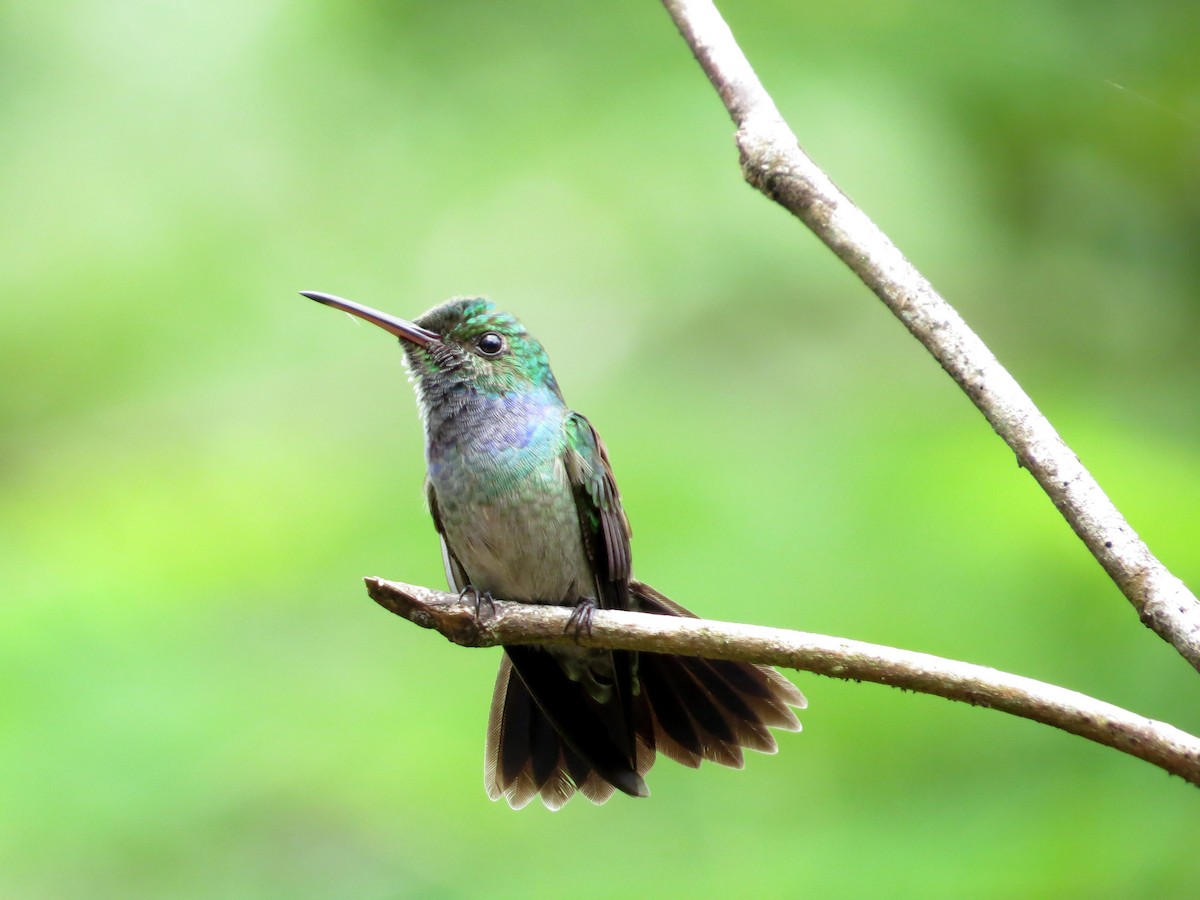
[565,598,598,642]
[459,585,497,622]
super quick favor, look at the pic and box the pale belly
[432,454,594,605]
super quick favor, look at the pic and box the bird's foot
[459,585,496,622]
[565,598,598,643]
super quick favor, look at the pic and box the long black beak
[300,291,440,346]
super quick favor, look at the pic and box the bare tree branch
[659,0,1200,671]
[367,577,1200,786]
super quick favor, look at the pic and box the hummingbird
[303,290,805,809]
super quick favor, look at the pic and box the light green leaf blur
[3,1,1198,896]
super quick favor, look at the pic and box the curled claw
[459,585,496,621]
[565,598,598,642]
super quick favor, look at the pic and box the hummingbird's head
[301,292,562,402]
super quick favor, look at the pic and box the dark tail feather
[486,655,588,810]
[631,581,805,770]
[483,582,805,810]
[485,648,646,810]
[633,580,805,752]
[506,644,648,798]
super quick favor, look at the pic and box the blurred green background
[3,0,1199,896]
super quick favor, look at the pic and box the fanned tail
[483,581,805,810]
[484,652,635,810]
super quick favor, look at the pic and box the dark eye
[476,332,505,356]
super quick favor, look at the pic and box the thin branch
[367,577,1200,786]
[659,0,1200,671]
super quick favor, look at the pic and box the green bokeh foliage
[3,0,1198,895]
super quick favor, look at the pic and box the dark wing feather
[561,412,640,774]
[563,412,632,611]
